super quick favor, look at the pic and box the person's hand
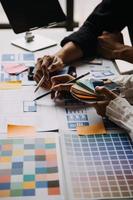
[93,86,118,117]
[97,31,125,60]
[34,55,64,90]
[51,74,74,99]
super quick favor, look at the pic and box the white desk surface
[0,28,71,133]
[0,28,119,134]
[0,29,127,200]
[0,28,70,56]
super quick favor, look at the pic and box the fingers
[51,74,74,99]
[48,56,64,72]
[34,55,64,90]
[51,74,74,85]
[51,83,72,99]
[98,31,124,44]
[94,100,109,117]
[95,86,117,100]
[41,55,53,68]
[34,58,43,83]
[41,55,54,81]
[52,83,73,91]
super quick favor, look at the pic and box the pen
[33,71,90,101]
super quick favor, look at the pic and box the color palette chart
[61,132,133,199]
[0,134,63,199]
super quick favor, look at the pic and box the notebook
[115,59,133,74]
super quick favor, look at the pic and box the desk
[0,28,121,132]
[0,29,133,200]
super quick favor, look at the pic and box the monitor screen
[1,0,66,33]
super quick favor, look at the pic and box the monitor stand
[11,31,57,52]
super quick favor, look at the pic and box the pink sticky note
[3,63,28,74]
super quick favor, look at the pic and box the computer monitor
[1,0,66,51]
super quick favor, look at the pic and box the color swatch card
[0,133,65,200]
[61,131,133,200]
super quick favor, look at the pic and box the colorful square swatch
[0,136,61,198]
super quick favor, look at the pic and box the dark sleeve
[61,0,126,58]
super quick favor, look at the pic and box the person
[34,0,133,89]
[34,0,133,136]
[50,73,133,140]
[94,75,133,140]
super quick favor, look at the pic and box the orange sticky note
[7,124,36,137]
[77,122,107,135]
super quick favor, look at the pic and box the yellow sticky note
[77,122,107,135]
[0,80,22,90]
[7,124,36,137]
[0,157,11,163]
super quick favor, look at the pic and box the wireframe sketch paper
[56,99,105,133]
[0,53,35,85]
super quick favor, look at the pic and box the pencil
[34,75,45,93]
[33,71,90,101]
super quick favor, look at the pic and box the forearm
[61,0,126,58]
[54,42,83,64]
[106,97,133,139]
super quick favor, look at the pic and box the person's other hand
[51,74,74,99]
[97,31,125,60]
[34,55,64,90]
[93,86,118,117]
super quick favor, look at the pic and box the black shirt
[61,0,133,58]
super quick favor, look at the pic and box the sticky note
[0,81,22,90]
[77,122,107,135]
[3,63,28,74]
[7,124,36,137]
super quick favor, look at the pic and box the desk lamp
[1,0,66,52]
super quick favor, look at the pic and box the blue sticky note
[2,54,15,61]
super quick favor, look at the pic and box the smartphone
[28,65,76,81]
[50,65,76,77]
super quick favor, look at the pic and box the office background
[0,0,130,45]
[0,0,101,28]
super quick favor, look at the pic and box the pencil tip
[34,88,37,93]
